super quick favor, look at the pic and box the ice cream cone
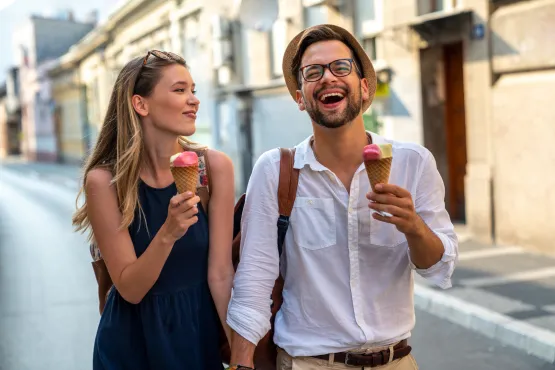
[364,157,392,192]
[170,165,198,194]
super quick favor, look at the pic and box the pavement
[414,231,555,364]
[1,157,555,369]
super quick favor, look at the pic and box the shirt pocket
[368,212,406,248]
[290,197,337,250]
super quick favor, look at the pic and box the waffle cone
[170,165,198,194]
[364,157,392,192]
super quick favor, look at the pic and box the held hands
[162,192,200,242]
[366,183,425,237]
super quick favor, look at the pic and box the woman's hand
[161,192,200,242]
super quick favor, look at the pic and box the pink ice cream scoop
[363,144,382,161]
[170,151,198,167]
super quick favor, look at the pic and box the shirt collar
[294,131,388,171]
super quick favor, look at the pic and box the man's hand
[366,183,425,237]
[367,183,445,269]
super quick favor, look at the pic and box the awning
[409,9,472,46]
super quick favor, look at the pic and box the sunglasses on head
[142,50,185,65]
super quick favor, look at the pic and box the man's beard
[304,83,363,129]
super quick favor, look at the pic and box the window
[363,37,377,61]
[270,19,288,77]
[427,0,460,13]
[304,5,327,27]
[182,13,200,66]
[354,0,383,37]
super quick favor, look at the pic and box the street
[0,162,553,370]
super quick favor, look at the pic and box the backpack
[91,147,299,370]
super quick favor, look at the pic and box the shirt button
[348,207,353,213]
[307,200,314,206]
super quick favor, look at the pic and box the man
[226,24,458,370]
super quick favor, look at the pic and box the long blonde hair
[72,53,205,241]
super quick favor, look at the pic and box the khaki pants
[276,346,418,370]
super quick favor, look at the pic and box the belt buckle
[344,352,379,367]
[344,352,353,366]
[344,352,367,367]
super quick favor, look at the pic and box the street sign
[471,24,485,40]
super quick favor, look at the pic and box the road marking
[414,283,555,363]
[460,267,555,288]
[458,246,525,261]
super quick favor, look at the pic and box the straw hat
[282,24,377,113]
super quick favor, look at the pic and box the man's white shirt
[227,131,458,357]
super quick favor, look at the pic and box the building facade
[12,14,95,161]
[0,67,22,158]
[47,0,554,253]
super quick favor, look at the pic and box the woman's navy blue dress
[93,181,224,370]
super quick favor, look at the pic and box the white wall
[252,92,312,160]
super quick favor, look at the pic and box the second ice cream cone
[364,157,392,192]
[171,165,198,194]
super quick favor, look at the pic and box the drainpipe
[236,90,254,192]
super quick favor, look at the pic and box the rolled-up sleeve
[408,149,458,289]
[226,150,281,345]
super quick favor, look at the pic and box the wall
[491,71,555,253]
[490,0,555,253]
[252,91,313,160]
[379,0,423,144]
[58,93,86,163]
[51,67,86,164]
[491,0,555,74]
[0,99,6,157]
[461,0,494,242]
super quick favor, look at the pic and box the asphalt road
[0,161,553,370]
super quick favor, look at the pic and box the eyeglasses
[142,50,184,65]
[299,58,359,83]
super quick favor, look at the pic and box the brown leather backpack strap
[277,148,299,254]
[197,148,211,213]
[203,148,212,196]
[278,148,299,216]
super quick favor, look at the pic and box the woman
[72,50,235,369]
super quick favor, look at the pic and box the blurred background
[0,0,554,369]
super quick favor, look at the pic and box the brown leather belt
[312,339,411,368]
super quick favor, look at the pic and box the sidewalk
[414,230,555,364]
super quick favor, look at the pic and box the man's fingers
[367,192,406,207]
[369,202,406,218]
[371,212,404,226]
[374,183,411,198]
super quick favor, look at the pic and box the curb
[414,283,555,364]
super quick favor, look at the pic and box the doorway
[443,42,467,222]
[421,42,467,223]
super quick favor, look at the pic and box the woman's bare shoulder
[85,167,114,193]
[205,149,233,173]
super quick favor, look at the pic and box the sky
[0,0,118,83]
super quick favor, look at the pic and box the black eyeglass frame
[299,58,361,83]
